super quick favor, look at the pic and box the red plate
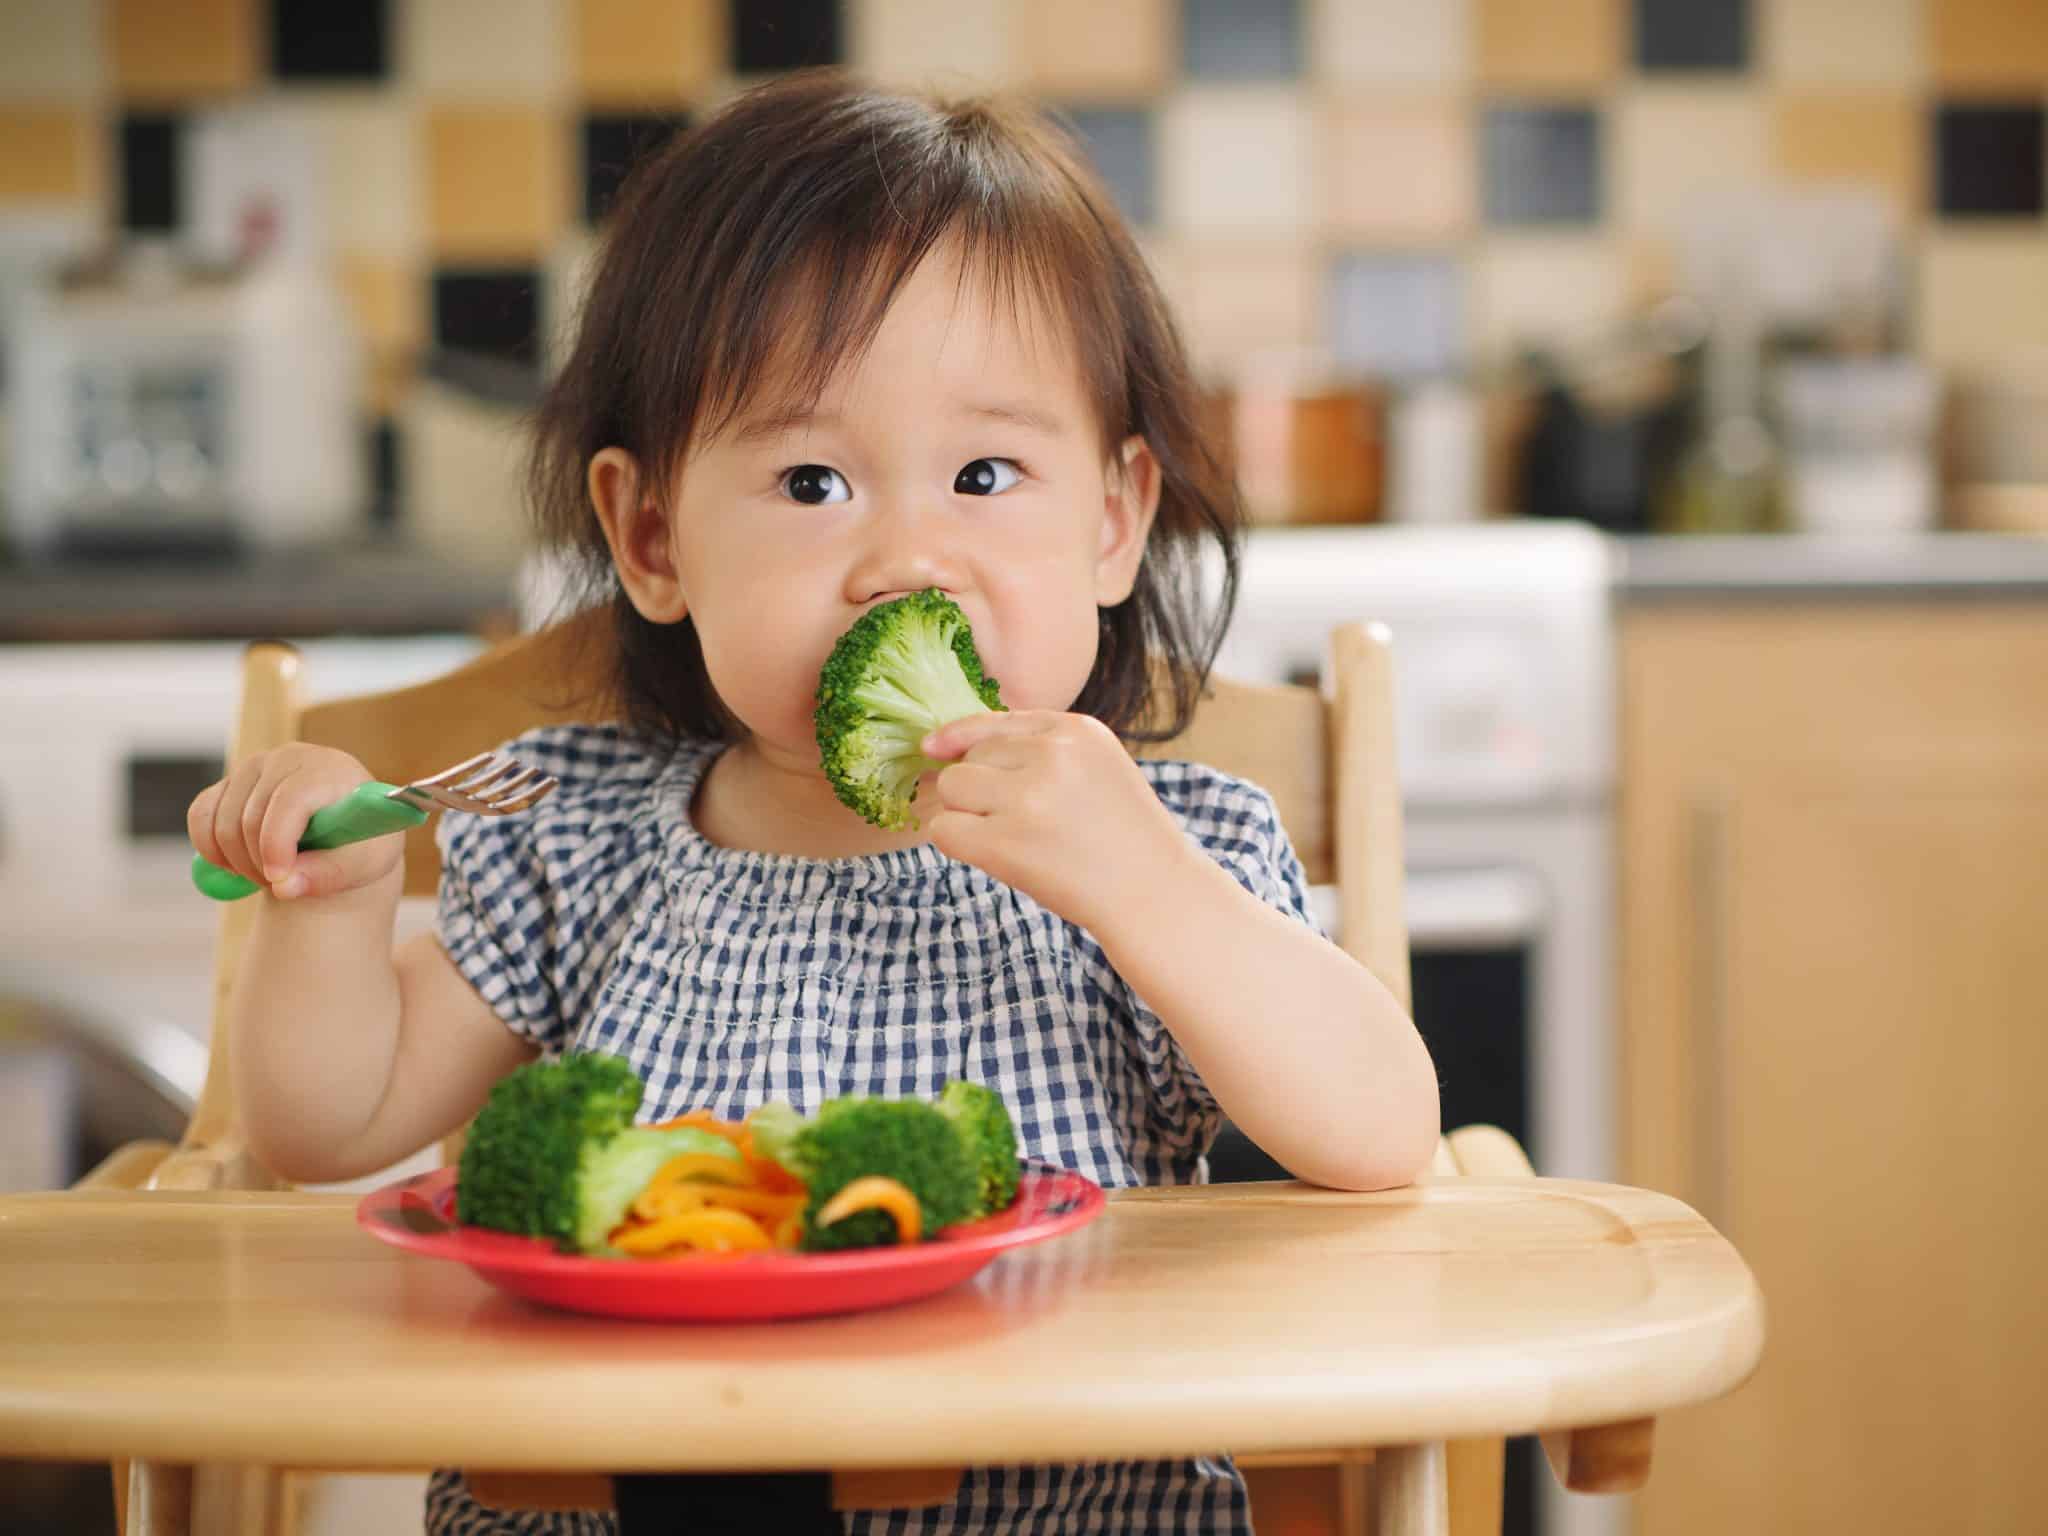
[356,1161,1105,1321]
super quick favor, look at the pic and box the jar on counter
[1200,350,1384,525]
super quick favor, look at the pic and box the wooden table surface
[0,1177,1763,1473]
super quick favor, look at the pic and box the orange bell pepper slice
[814,1176,922,1244]
[612,1207,772,1256]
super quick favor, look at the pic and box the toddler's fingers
[922,709,1059,760]
[208,757,271,882]
[239,759,308,883]
[270,843,390,902]
[187,780,228,868]
[934,761,1005,816]
[255,766,333,882]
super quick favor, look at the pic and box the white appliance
[0,636,483,1151]
[1208,522,1619,1536]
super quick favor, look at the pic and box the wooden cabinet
[1620,603,2048,1536]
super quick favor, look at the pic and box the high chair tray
[356,1161,1105,1321]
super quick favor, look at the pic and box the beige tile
[851,0,1016,91]
[426,108,569,262]
[1762,0,1922,86]
[1473,235,1624,358]
[1312,0,1470,86]
[1917,231,2048,369]
[294,96,419,259]
[1616,86,1768,233]
[1161,89,1313,236]
[1476,0,1620,90]
[1771,92,1922,222]
[407,0,567,100]
[110,0,256,103]
[1017,0,1173,100]
[0,0,101,101]
[574,0,724,105]
[1324,97,1475,241]
[1931,0,2048,89]
[1172,242,1319,377]
[0,107,90,203]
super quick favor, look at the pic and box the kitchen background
[3,5,2046,1536]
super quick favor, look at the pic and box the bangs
[667,102,1130,479]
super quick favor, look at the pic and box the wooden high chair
[86,610,1607,1536]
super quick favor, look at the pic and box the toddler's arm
[189,746,535,1182]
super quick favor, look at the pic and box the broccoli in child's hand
[814,587,1004,830]
[750,1081,1022,1249]
[937,1079,1021,1218]
[457,1053,743,1254]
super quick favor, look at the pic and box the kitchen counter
[1612,531,2048,601]
[0,536,519,642]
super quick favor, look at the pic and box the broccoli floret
[936,1080,1021,1218]
[457,1053,742,1253]
[814,588,1004,830]
[751,1096,982,1251]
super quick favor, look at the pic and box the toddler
[189,70,1439,1536]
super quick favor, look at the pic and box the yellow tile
[1763,0,1921,86]
[1917,231,2048,369]
[110,0,256,103]
[0,0,100,101]
[1324,98,1475,240]
[1616,87,1768,232]
[1931,0,2048,89]
[426,108,569,262]
[574,0,725,105]
[1018,0,1173,100]
[0,108,90,203]
[852,0,1016,91]
[1771,93,1922,221]
[1476,0,1620,91]
[409,0,567,100]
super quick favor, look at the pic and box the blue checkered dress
[423,724,1320,1536]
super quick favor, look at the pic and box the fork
[190,752,559,902]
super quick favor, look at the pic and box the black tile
[432,268,541,368]
[368,418,401,526]
[1935,103,2045,219]
[1063,108,1156,228]
[1634,0,1748,73]
[1482,104,1601,226]
[583,113,691,225]
[1182,0,1301,80]
[119,114,181,233]
[730,0,842,72]
[271,0,389,80]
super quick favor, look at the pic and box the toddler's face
[656,246,1157,772]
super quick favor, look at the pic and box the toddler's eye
[954,458,1022,496]
[782,465,850,505]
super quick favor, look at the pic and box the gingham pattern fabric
[426,724,1321,1536]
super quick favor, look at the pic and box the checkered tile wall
[3,0,2046,457]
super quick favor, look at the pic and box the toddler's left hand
[921,711,1201,933]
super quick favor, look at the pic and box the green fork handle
[190,782,428,901]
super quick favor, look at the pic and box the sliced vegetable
[815,1175,923,1244]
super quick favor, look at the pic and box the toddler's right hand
[187,744,401,902]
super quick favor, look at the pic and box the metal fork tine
[490,778,558,814]
[451,760,522,796]
[478,767,548,803]
[408,752,499,791]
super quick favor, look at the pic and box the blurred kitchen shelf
[0,535,518,643]
[1611,530,2048,601]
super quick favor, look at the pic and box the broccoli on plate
[749,1081,1021,1251]
[813,587,1004,830]
[457,1052,743,1254]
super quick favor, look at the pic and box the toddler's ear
[589,448,688,623]
[1095,436,1160,606]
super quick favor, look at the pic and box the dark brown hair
[529,69,1241,745]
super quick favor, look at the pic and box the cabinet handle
[1688,799,1730,1233]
